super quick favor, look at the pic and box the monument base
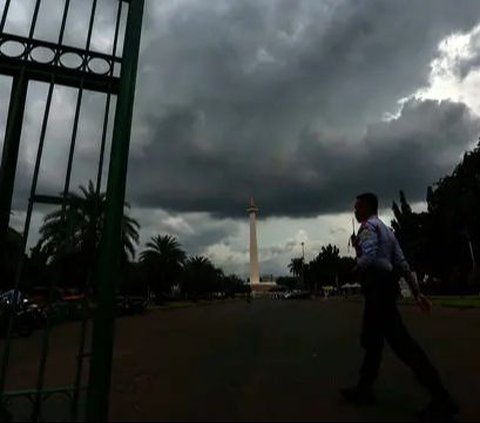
[250,282,277,297]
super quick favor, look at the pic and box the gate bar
[86,1,144,420]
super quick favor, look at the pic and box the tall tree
[392,141,480,293]
[425,142,480,290]
[391,190,429,281]
[140,235,186,297]
[40,181,139,261]
[180,256,221,299]
[309,244,341,287]
[0,227,23,290]
[38,181,139,287]
[288,257,304,277]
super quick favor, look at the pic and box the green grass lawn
[342,294,480,309]
[398,295,480,309]
[431,295,480,309]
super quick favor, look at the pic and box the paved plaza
[4,299,480,421]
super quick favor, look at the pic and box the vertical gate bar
[32,0,81,417]
[67,0,104,418]
[0,71,28,255]
[28,0,42,39]
[1,0,125,420]
[96,0,122,195]
[85,0,98,52]
[32,84,84,423]
[0,0,11,33]
[27,85,57,423]
[16,83,54,283]
[71,3,124,417]
[62,88,83,199]
[0,70,28,394]
[0,83,54,399]
[57,0,71,46]
[72,2,123,412]
[112,1,124,59]
[86,1,144,421]
[95,93,112,195]
[62,0,97,198]
[33,0,98,416]
[0,0,71,407]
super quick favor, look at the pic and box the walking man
[341,192,458,421]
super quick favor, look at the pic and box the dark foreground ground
[3,299,480,421]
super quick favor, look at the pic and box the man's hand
[350,234,357,246]
[350,265,364,283]
[414,293,432,313]
[350,265,360,277]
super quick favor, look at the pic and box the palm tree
[38,181,139,287]
[140,235,186,298]
[181,256,221,299]
[0,227,23,290]
[288,257,304,277]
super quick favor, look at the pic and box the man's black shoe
[417,397,459,422]
[340,386,376,405]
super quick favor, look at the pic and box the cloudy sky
[2,0,480,277]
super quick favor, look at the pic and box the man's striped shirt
[355,215,410,273]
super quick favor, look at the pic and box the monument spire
[247,197,260,284]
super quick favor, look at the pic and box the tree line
[391,141,480,294]
[1,181,248,301]
[3,141,480,298]
[288,245,355,293]
[287,141,480,295]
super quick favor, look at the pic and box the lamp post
[301,242,305,288]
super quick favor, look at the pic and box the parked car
[0,290,36,337]
[116,296,147,316]
[282,290,310,300]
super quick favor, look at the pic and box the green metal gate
[0,0,144,420]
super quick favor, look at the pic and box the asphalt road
[109,299,480,422]
[3,299,480,421]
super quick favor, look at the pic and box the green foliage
[391,190,429,279]
[288,257,304,277]
[306,244,340,288]
[39,181,139,264]
[35,181,139,289]
[140,234,186,297]
[220,274,249,297]
[276,276,300,290]
[291,244,356,293]
[180,256,223,299]
[392,141,480,293]
[0,228,24,290]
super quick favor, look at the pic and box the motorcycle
[0,290,36,337]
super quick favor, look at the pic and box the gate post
[0,71,28,251]
[86,1,145,421]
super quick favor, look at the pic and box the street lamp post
[301,242,305,288]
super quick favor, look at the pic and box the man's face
[354,199,369,223]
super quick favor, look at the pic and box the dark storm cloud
[5,83,114,212]
[136,0,480,131]
[129,98,480,217]
[168,218,237,256]
[132,209,240,256]
[126,0,480,217]
[0,0,120,210]
[3,0,480,223]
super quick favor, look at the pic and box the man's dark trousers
[358,268,447,399]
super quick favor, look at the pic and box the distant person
[341,193,458,421]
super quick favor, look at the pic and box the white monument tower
[247,197,260,284]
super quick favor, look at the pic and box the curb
[149,298,243,312]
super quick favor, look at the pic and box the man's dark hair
[357,192,378,214]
